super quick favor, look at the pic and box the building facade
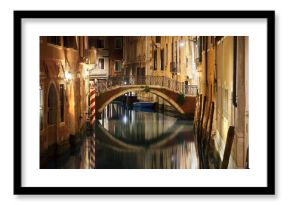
[123,36,196,84]
[194,36,249,168]
[122,35,249,168]
[108,36,123,77]
[88,36,123,82]
[123,36,197,107]
[40,36,90,159]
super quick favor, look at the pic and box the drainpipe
[233,37,237,107]
[145,36,147,75]
[205,37,208,89]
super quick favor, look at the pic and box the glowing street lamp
[65,71,72,83]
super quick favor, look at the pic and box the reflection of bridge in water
[94,122,199,169]
[96,120,192,151]
[95,102,197,151]
[94,75,198,118]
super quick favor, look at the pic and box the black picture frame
[14,10,275,195]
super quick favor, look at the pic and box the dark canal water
[44,102,200,169]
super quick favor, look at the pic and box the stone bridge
[94,75,198,118]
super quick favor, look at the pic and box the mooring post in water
[199,95,207,140]
[203,101,211,141]
[221,126,235,169]
[246,147,249,169]
[102,109,105,126]
[197,95,207,168]
[197,94,203,128]
[195,95,202,145]
[207,102,215,146]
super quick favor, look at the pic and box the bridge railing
[96,75,198,96]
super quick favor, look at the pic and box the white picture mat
[21,18,267,187]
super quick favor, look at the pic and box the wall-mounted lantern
[65,71,72,83]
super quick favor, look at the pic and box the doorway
[47,84,57,146]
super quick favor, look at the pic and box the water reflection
[42,135,96,169]
[99,102,188,145]
[95,140,199,169]
[94,102,199,168]
[43,102,200,169]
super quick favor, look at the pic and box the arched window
[48,84,57,125]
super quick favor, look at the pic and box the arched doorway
[47,84,58,146]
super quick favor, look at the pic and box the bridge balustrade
[95,75,198,96]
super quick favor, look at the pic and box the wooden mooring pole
[221,126,235,169]
[207,102,215,146]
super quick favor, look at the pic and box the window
[60,84,65,122]
[216,85,221,130]
[115,38,122,49]
[160,49,164,71]
[99,58,104,69]
[156,36,161,43]
[97,39,105,48]
[63,36,77,49]
[195,37,202,63]
[115,61,122,72]
[153,49,157,70]
[40,86,43,130]
[202,36,207,51]
[170,40,176,73]
[223,88,228,118]
[47,36,61,46]
[88,37,96,48]
[48,85,57,125]
[211,36,214,47]
[165,44,168,67]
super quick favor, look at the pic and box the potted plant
[177,92,185,105]
[143,85,150,93]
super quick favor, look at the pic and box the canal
[44,102,200,169]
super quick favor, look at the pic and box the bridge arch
[96,86,185,114]
[95,121,187,151]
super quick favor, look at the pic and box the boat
[133,102,155,109]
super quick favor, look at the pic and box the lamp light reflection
[123,115,128,124]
